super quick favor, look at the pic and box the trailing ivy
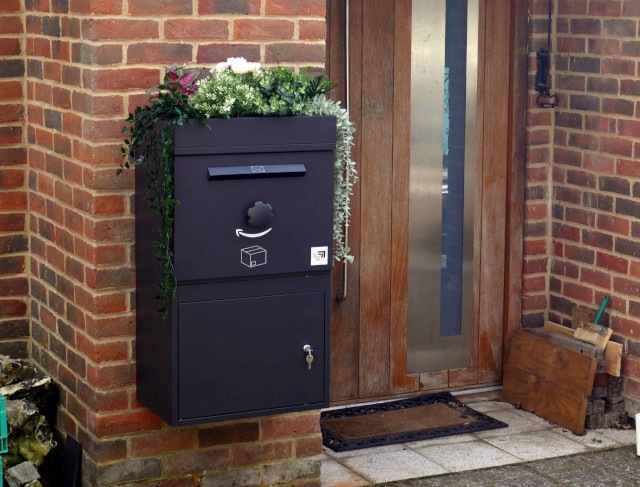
[119,70,205,320]
[310,96,357,263]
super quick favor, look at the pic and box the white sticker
[311,246,328,266]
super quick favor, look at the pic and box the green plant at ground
[120,60,356,318]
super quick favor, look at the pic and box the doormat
[321,392,508,452]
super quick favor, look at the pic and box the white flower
[221,57,261,74]
[215,62,230,72]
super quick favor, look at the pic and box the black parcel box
[136,116,336,426]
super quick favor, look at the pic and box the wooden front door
[326,0,526,404]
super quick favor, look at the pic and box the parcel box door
[173,150,334,282]
[178,291,326,420]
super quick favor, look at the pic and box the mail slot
[135,116,336,426]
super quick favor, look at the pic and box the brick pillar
[23,0,326,485]
[524,0,640,415]
[0,0,29,359]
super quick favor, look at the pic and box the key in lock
[303,345,314,370]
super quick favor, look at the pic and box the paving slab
[323,443,407,459]
[320,457,371,487]
[549,426,622,449]
[482,430,590,461]
[522,451,596,474]
[455,391,501,404]
[405,433,478,450]
[379,446,640,487]
[341,449,448,484]
[414,440,521,472]
[466,401,516,414]
[473,410,550,438]
[598,426,637,445]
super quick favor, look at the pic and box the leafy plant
[190,69,260,118]
[150,64,201,96]
[119,67,205,319]
[248,67,336,116]
[120,60,356,319]
[302,68,337,98]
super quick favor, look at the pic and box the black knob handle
[247,201,273,229]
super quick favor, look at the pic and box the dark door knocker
[536,0,558,109]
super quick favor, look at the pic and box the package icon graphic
[241,245,267,268]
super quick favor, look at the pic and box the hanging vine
[119,69,205,319]
[310,96,357,263]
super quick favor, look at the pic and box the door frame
[326,0,528,404]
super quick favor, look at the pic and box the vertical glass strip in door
[407,0,478,374]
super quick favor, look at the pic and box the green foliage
[119,71,205,320]
[189,66,337,118]
[152,64,202,96]
[301,68,337,98]
[121,64,355,319]
[248,67,336,116]
[310,96,358,263]
[189,69,260,118]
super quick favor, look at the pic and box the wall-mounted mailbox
[135,116,336,426]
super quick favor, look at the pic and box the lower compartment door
[178,291,326,420]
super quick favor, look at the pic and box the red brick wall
[22,0,326,485]
[524,0,640,414]
[521,0,554,330]
[0,1,29,359]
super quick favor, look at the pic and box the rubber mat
[321,392,507,452]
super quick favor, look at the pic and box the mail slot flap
[174,116,336,154]
[207,163,306,180]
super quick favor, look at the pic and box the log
[605,342,622,377]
